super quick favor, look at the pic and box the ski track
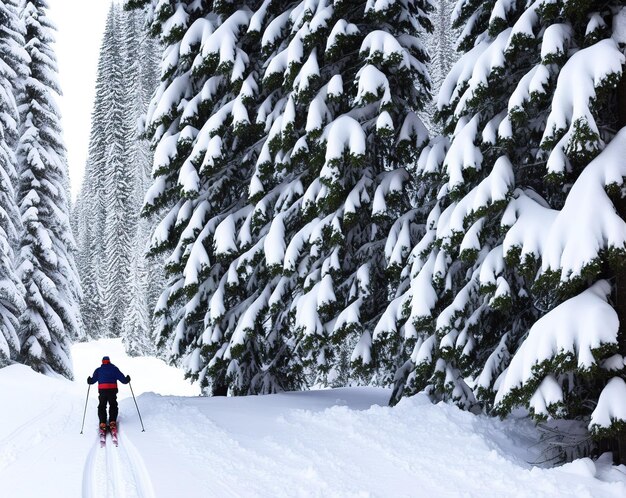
[82,427,155,498]
[0,402,54,471]
[0,396,72,472]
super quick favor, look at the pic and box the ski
[110,422,118,447]
[99,427,106,448]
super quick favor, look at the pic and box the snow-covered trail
[82,425,155,498]
[0,366,87,497]
[1,339,626,497]
[0,339,194,498]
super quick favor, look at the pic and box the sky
[48,0,114,199]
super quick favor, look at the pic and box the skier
[87,356,130,435]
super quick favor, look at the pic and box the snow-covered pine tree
[76,3,161,347]
[102,4,135,336]
[75,5,119,339]
[240,0,432,389]
[120,7,162,356]
[422,0,458,134]
[380,0,626,453]
[16,0,82,378]
[127,0,274,395]
[0,0,26,367]
[122,227,155,356]
[130,0,432,394]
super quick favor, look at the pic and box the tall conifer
[0,0,27,366]
[130,0,432,393]
[17,0,82,377]
[380,0,626,456]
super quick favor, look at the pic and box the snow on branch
[454,29,510,116]
[439,155,513,246]
[441,115,482,192]
[589,377,626,436]
[321,115,366,164]
[199,9,252,75]
[504,129,626,282]
[360,30,414,70]
[180,18,213,58]
[494,280,619,411]
[437,40,488,112]
[542,39,625,175]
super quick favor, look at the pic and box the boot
[99,422,107,432]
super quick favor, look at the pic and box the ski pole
[80,384,90,434]
[129,381,146,432]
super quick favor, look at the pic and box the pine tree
[102,4,135,336]
[422,0,458,134]
[381,0,626,452]
[16,0,82,378]
[0,0,27,367]
[120,7,162,356]
[130,0,432,394]
[242,0,432,389]
[75,5,118,339]
[131,0,269,394]
[76,4,161,348]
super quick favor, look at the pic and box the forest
[1,0,626,465]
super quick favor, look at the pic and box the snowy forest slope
[2,0,626,483]
[0,341,625,497]
[119,0,626,457]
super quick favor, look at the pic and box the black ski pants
[98,389,119,424]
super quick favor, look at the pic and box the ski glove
[87,376,92,384]
[126,375,131,382]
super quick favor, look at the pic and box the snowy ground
[1,340,625,497]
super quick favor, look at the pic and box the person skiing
[87,356,130,433]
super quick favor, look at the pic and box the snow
[0,340,624,497]
[360,30,411,69]
[542,39,624,174]
[442,115,483,190]
[455,29,510,114]
[293,47,320,95]
[408,251,438,320]
[214,214,238,255]
[439,155,513,246]
[590,378,626,431]
[506,63,550,122]
[355,64,390,105]
[503,129,626,281]
[614,7,626,45]
[326,20,359,53]
[322,115,366,162]
[495,281,619,406]
[505,0,541,51]
[326,73,343,98]
[528,375,563,417]
[541,23,574,60]
[199,9,252,71]
[162,5,189,41]
[264,213,286,267]
[372,169,408,216]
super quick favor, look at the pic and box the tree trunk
[614,62,626,465]
[211,383,228,397]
